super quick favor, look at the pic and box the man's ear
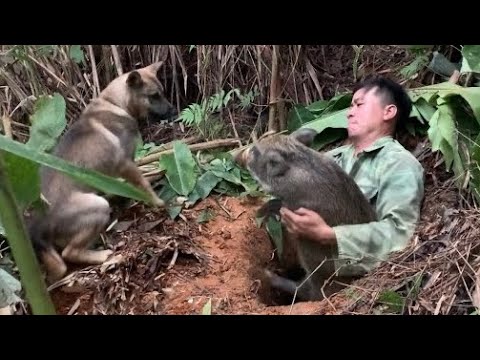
[383,104,398,121]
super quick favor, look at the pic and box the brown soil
[49,194,335,315]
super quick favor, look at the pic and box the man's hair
[353,74,412,132]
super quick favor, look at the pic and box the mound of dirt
[50,195,332,315]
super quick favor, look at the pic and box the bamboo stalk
[268,45,280,133]
[2,116,13,139]
[111,45,123,76]
[0,152,56,315]
[137,138,241,166]
[88,45,101,97]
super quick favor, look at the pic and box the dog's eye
[149,93,161,100]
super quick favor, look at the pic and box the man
[280,75,425,278]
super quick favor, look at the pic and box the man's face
[347,86,395,139]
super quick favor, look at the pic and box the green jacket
[326,136,425,277]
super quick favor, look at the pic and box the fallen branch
[136,138,241,166]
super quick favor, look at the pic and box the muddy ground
[49,194,337,315]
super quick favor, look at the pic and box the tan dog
[28,62,176,282]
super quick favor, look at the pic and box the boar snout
[234,147,250,168]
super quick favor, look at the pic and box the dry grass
[0,45,419,143]
[321,150,480,315]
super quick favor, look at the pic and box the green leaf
[213,180,243,197]
[287,104,315,132]
[187,171,221,205]
[409,82,480,124]
[157,180,178,203]
[412,98,436,123]
[3,152,40,211]
[300,108,349,135]
[27,93,67,153]
[134,141,157,160]
[377,290,405,314]
[461,45,480,73]
[427,105,456,171]
[306,99,329,113]
[69,45,85,64]
[0,135,152,204]
[159,141,198,196]
[167,206,182,220]
[266,217,283,257]
[400,54,429,79]
[0,267,22,307]
[322,93,352,113]
[211,167,243,187]
[311,128,347,151]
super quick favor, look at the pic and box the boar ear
[267,151,289,177]
[290,128,317,147]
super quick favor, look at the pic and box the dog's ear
[145,61,164,77]
[127,71,143,89]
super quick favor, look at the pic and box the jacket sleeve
[332,153,425,277]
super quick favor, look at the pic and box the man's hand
[279,207,336,245]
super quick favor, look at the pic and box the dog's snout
[167,105,178,119]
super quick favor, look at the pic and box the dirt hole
[49,195,330,315]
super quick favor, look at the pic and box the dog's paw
[95,249,114,263]
[151,195,165,208]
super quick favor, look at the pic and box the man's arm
[332,153,424,276]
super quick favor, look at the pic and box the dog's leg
[61,228,113,264]
[55,193,113,265]
[119,160,165,207]
[40,247,68,282]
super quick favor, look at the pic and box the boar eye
[267,152,288,177]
